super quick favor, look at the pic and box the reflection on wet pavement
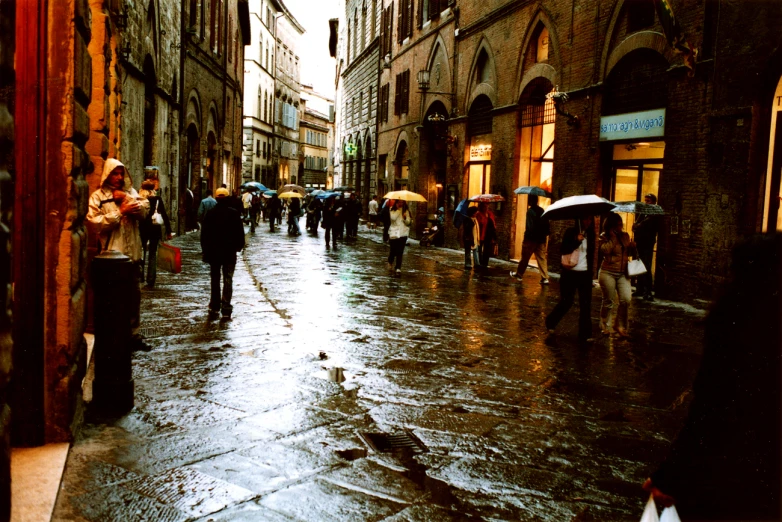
[52,223,705,521]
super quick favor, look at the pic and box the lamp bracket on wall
[546,86,580,127]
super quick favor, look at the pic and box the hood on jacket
[101,158,132,190]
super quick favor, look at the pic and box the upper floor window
[189,0,198,29]
[394,70,410,115]
[419,0,441,27]
[397,0,413,43]
[536,27,549,63]
[627,0,656,33]
[476,49,491,84]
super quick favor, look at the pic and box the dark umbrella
[542,195,616,220]
[453,198,471,227]
[514,186,552,198]
[333,186,355,192]
[611,201,665,215]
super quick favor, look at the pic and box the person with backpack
[510,195,550,284]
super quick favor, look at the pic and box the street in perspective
[51,223,707,521]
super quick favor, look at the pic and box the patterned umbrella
[611,201,665,215]
[513,186,552,198]
[469,193,505,203]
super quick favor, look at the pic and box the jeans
[288,215,300,235]
[324,226,333,246]
[209,260,236,315]
[546,269,593,342]
[464,246,479,267]
[515,240,549,279]
[599,269,632,332]
[388,237,407,269]
[479,240,493,267]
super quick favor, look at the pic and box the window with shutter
[417,0,423,28]
[403,70,410,114]
[394,75,401,115]
[406,0,413,38]
[429,0,439,20]
[397,1,403,43]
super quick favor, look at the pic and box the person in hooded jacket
[87,158,151,350]
[200,188,245,319]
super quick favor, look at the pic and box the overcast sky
[284,0,339,99]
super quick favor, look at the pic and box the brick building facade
[339,0,380,211]
[371,0,782,303]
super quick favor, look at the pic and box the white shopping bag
[640,494,660,522]
[660,506,681,522]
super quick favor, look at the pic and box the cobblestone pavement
[52,220,706,521]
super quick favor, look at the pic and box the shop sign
[599,108,666,141]
[344,142,357,157]
[469,144,492,161]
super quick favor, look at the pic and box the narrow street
[52,222,705,521]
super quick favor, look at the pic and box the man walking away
[241,190,253,223]
[201,187,245,320]
[633,193,660,301]
[510,195,550,284]
[249,192,261,233]
[368,195,379,231]
[267,193,281,232]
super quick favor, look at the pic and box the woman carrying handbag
[597,213,637,337]
[139,178,172,289]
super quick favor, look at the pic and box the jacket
[197,196,217,223]
[524,206,550,243]
[599,231,637,274]
[560,223,596,275]
[87,158,149,262]
[200,199,245,264]
[388,208,411,239]
[633,214,660,247]
[475,209,497,242]
[140,194,172,241]
[462,216,480,248]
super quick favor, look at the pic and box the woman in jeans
[387,200,412,274]
[463,206,480,268]
[598,213,637,337]
[545,216,596,344]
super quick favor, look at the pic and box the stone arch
[464,38,498,114]
[513,9,562,90]
[206,102,219,138]
[424,35,452,113]
[518,64,558,103]
[600,0,678,81]
[186,89,202,131]
[144,0,160,63]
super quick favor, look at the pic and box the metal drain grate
[359,429,428,454]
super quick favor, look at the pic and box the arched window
[536,27,549,62]
[476,50,491,84]
[371,0,377,39]
[603,49,668,116]
[257,88,262,119]
[264,90,269,121]
[362,2,367,51]
[259,37,263,63]
[467,95,493,198]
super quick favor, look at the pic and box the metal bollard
[91,250,135,414]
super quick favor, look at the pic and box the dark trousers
[388,237,407,269]
[141,235,160,286]
[546,269,593,342]
[209,260,236,315]
[636,243,655,295]
[249,208,258,232]
[323,226,332,245]
[479,240,493,267]
[382,222,390,242]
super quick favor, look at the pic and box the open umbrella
[514,186,552,198]
[611,201,665,215]
[241,181,267,192]
[542,195,616,220]
[469,193,505,203]
[453,198,472,227]
[383,190,427,202]
[278,191,304,199]
[315,191,339,200]
[333,186,355,192]
[278,184,305,196]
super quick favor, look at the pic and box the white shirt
[368,200,379,215]
[242,192,253,208]
[572,238,588,272]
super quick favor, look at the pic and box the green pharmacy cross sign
[344,142,357,157]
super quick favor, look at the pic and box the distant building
[300,85,335,189]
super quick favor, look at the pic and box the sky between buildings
[284,0,339,101]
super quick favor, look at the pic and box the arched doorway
[513,78,555,260]
[182,123,200,234]
[206,131,217,192]
[424,102,448,214]
[466,95,493,197]
[355,138,363,194]
[763,75,782,232]
[395,140,409,190]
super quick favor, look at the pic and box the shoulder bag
[151,199,164,226]
[627,258,647,277]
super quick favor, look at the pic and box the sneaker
[509,271,520,279]
[395,268,401,274]
[540,278,549,285]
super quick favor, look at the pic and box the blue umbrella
[263,189,277,196]
[315,191,338,200]
[241,181,267,192]
[453,198,471,228]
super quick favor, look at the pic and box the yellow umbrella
[383,190,427,202]
[278,191,304,199]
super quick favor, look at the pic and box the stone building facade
[179,0,250,234]
[372,0,782,303]
[340,0,380,210]
[300,86,335,189]
[273,4,304,187]
[243,0,279,189]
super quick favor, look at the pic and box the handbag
[627,258,647,277]
[561,249,580,269]
[151,199,164,226]
[157,242,182,274]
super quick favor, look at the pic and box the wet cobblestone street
[52,222,706,521]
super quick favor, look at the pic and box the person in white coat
[87,158,151,350]
[387,200,412,274]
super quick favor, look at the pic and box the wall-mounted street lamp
[119,45,131,61]
[546,86,580,127]
[417,69,453,96]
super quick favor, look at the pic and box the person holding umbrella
[510,194,550,284]
[475,202,497,269]
[545,216,597,344]
[387,200,412,274]
[463,206,480,268]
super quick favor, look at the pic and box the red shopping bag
[157,242,182,274]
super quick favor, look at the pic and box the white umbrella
[542,195,616,220]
